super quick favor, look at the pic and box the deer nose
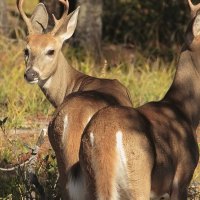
[24,68,39,83]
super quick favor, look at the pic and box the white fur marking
[28,79,39,84]
[115,131,129,198]
[150,192,170,200]
[90,132,94,147]
[41,128,47,136]
[67,173,86,200]
[87,116,92,124]
[43,76,52,89]
[116,131,127,165]
[62,115,68,142]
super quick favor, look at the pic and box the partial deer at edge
[80,0,200,199]
[17,0,133,199]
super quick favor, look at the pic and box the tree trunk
[75,0,103,65]
[40,0,76,17]
[40,0,103,65]
[0,0,8,36]
[40,0,62,28]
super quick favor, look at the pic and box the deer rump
[80,104,199,200]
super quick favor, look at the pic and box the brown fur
[18,1,132,108]
[17,1,133,199]
[25,33,132,108]
[80,2,200,200]
[48,90,131,199]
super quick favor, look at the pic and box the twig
[0,128,47,199]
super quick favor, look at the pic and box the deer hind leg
[170,165,195,200]
[170,178,188,200]
[80,130,153,200]
[80,130,122,200]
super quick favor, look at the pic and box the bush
[103,0,190,60]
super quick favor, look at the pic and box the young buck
[17,0,132,108]
[17,0,133,198]
[80,0,200,199]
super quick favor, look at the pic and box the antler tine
[17,0,34,34]
[59,0,69,14]
[188,0,200,17]
[51,0,69,35]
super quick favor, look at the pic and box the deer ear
[55,7,80,43]
[193,11,200,37]
[31,3,48,34]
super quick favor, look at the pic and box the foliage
[0,120,58,199]
[0,150,58,199]
[103,0,190,60]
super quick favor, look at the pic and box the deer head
[17,0,80,84]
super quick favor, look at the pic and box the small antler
[51,0,69,35]
[17,0,34,34]
[188,0,200,17]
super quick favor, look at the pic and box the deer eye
[46,49,55,56]
[24,48,29,57]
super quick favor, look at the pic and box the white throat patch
[43,76,52,89]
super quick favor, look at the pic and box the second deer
[80,0,200,199]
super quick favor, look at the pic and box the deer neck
[39,53,86,108]
[163,49,200,128]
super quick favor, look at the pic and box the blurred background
[0,0,199,198]
[0,0,193,63]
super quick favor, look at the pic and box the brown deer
[80,0,200,199]
[17,0,133,198]
[17,0,132,108]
